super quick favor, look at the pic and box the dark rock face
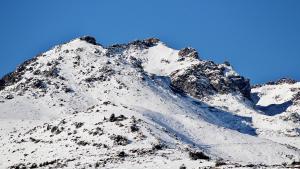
[253,78,298,88]
[143,38,160,47]
[178,47,199,59]
[229,76,251,98]
[107,38,160,53]
[267,78,297,85]
[292,92,300,105]
[0,57,38,90]
[0,79,5,90]
[79,36,97,45]
[170,61,251,99]
[130,38,160,48]
[171,68,213,97]
[32,80,47,89]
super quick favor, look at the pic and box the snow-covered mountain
[0,36,299,168]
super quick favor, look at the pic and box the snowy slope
[251,80,300,148]
[0,36,300,168]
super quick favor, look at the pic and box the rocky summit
[0,36,300,169]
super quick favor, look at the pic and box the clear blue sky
[0,0,299,84]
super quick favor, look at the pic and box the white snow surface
[0,37,299,168]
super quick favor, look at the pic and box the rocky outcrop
[1,37,251,102]
[0,57,38,90]
[129,38,160,48]
[143,38,160,47]
[108,38,160,54]
[79,36,97,45]
[170,61,251,99]
[292,92,300,105]
[267,78,297,85]
[253,78,298,88]
[178,47,199,59]
[281,112,300,123]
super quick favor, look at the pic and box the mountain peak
[0,37,250,99]
[79,35,98,45]
[1,37,300,168]
[178,47,200,59]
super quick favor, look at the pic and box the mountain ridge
[0,36,300,168]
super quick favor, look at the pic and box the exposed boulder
[108,114,127,122]
[188,151,210,160]
[117,151,128,158]
[179,164,187,169]
[5,94,14,100]
[64,87,74,93]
